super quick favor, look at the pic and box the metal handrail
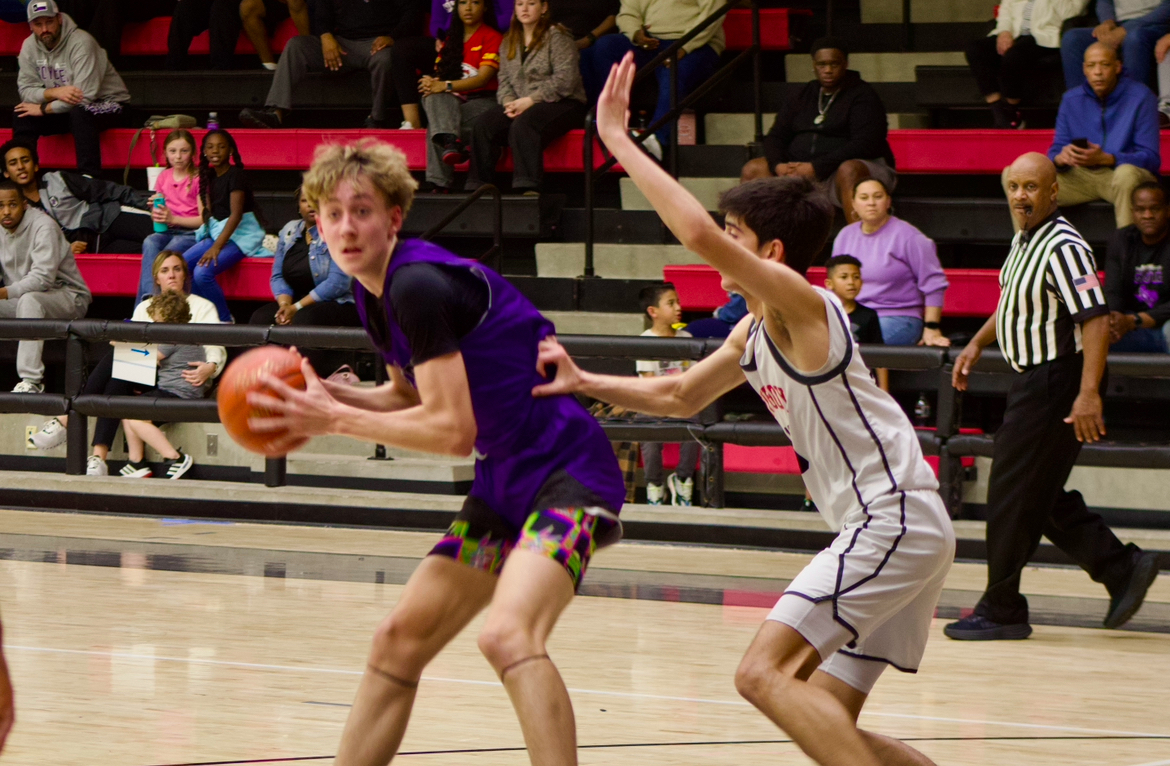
[580,1,763,281]
[420,183,504,272]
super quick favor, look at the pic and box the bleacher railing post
[935,362,964,518]
[264,456,286,487]
[752,2,763,142]
[64,331,86,476]
[669,50,679,179]
[702,442,725,508]
[582,112,596,281]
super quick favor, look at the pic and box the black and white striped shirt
[997,211,1108,372]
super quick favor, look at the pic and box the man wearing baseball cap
[14,0,130,177]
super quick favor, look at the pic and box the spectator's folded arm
[810,87,889,180]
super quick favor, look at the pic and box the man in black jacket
[1,137,152,254]
[740,37,895,224]
[240,0,426,128]
[1105,181,1170,352]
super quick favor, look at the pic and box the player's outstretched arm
[533,319,751,417]
[249,352,477,456]
[595,55,824,327]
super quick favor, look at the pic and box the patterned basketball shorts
[429,499,616,591]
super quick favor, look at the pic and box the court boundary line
[11,644,1170,740]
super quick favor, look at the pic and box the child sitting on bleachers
[118,289,204,480]
[138,128,202,304]
[824,253,887,391]
[635,283,699,506]
[181,129,266,323]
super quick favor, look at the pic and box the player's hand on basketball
[596,51,636,144]
[1065,391,1105,443]
[247,357,338,442]
[952,341,982,391]
[532,337,585,397]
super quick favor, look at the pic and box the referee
[945,152,1159,641]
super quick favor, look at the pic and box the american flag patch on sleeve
[1074,273,1100,292]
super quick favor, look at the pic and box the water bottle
[207,112,219,131]
[152,196,167,233]
[914,393,932,427]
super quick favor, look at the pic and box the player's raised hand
[533,337,586,397]
[248,357,338,440]
[596,52,637,144]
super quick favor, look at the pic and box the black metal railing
[581,1,763,280]
[4,320,1170,512]
[421,183,503,271]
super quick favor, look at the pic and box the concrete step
[535,242,704,280]
[542,310,646,336]
[620,176,737,213]
[862,0,996,23]
[702,112,929,147]
[786,51,968,83]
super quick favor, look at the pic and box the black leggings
[388,35,438,110]
[84,349,144,449]
[965,34,1056,100]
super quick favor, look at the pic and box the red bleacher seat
[723,8,811,51]
[0,128,616,173]
[665,264,1005,317]
[77,254,275,301]
[889,129,1085,174]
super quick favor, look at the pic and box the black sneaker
[440,137,468,166]
[990,100,1024,130]
[363,115,389,129]
[943,613,1032,641]
[161,451,193,480]
[1104,550,1160,629]
[239,107,281,129]
[417,180,451,194]
[800,498,817,513]
[119,460,152,479]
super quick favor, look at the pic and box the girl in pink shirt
[137,129,203,303]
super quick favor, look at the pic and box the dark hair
[437,0,495,81]
[198,129,255,225]
[718,177,833,276]
[638,282,677,318]
[852,176,890,197]
[1132,180,1166,204]
[810,36,849,58]
[0,137,39,173]
[0,178,25,200]
[825,254,861,275]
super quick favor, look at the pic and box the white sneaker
[667,473,694,506]
[399,120,416,129]
[119,461,152,478]
[31,417,67,450]
[12,379,44,393]
[261,61,277,71]
[641,133,663,161]
[646,483,665,505]
[86,455,108,476]
[162,451,193,480]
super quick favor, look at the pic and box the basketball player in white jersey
[534,54,955,766]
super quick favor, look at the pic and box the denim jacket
[270,219,354,304]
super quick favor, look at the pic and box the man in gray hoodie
[14,0,131,177]
[0,178,91,393]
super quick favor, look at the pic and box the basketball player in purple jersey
[248,140,625,765]
[534,55,953,766]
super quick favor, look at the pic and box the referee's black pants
[974,354,1136,625]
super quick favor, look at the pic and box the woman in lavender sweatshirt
[831,178,951,346]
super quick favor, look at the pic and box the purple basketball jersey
[354,239,626,527]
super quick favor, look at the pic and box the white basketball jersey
[739,289,939,532]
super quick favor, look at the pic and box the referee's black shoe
[1104,550,1160,629]
[943,614,1032,641]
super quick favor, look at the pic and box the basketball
[217,346,309,457]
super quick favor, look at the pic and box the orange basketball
[217,346,309,457]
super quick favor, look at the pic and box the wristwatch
[924,321,941,330]
[445,80,453,92]
[1130,312,1144,329]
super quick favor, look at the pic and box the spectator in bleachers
[635,283,698,506]
[465,0,586,194]
[181,129,266,322]
[1044,42,1159,228]
[14,0,130,178]
[1062,0,1170,92]
[0,178,91,394]
[740,38,895,226]
[249,186,359,374]
[419,0,502,192]
[831,178,950,347]
[583,0,724,159]
[1104,181,1170,350]
[549,0,618,93]
[0,137,154,254]
[30,250,221,476]
[966,0,1085,129]
[240,0,311,71]
[166,0,243,70]
[61,0,177,69]
[683,292,746,339]
[239,0,426,129]
[138,129,202,304]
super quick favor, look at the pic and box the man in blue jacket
[1039,42,1160,228]
[1062,0,1170,91]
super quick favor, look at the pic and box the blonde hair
[148,289,192,324]
[302,139,418,216]
[151,249,189,288]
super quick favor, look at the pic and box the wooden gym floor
[1,508,1168,766]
